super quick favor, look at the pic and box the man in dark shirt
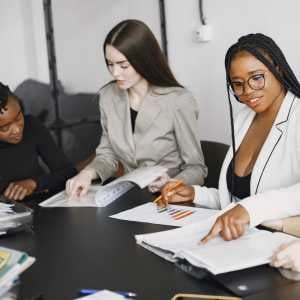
[0,82,77,200]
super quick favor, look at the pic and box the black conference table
[1,187,300,300]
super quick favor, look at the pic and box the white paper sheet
[39,166,167,208]
[110,203,218,226]
[75,290,125,299]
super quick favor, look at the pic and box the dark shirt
[130,108,138,132]
[0,115,77,196]
[226,159,251,200]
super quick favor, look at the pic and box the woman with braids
[0,82,77,201]
[66,19,207,198]
[160,33,300,277]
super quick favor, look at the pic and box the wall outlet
[194,25,213,42]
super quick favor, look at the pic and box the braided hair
[225,33,300,100]
[0,82,13,114]
[224,33,300,201]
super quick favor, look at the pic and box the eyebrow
[0,109,22,128]
[231,69,266,80]
[106,59,128,64]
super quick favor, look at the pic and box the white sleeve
[193,185,221,209]
[240,182,300,227]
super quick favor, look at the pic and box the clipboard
[175,258,291,297]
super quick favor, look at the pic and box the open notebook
[135,217,296,275]
[39,166,167,207]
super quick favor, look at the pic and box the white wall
[165,0,300,144]
[0,0,48,90]
[2,0,300,144]
[51,0,161,93]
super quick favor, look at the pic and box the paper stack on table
[0,199,33,236]
[0,247,35,297]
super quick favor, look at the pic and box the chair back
[201,140,229,188]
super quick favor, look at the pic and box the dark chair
[201,140,229,188]
[14,79,101,166]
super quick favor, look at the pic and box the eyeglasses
[230,73,265,96]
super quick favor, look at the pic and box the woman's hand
[148,173,170,193]
[158,181,195,207]
[271,240,300,272]
[4,179,37,201]
[65,169,95,199]
[201,204,250,243]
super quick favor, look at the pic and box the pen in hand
[153,180,184,207]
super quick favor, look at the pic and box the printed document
[39,166,167,208]
[135,217,297,274]
[110,203,218,226]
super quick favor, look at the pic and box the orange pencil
[153,180,184,204]
[174,210,194,220]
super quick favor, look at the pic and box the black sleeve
[29,117,77,192]
[0,179,9,195]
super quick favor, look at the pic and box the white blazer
[194,91,300,227]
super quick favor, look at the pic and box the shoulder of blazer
[99,81,122,107]
[151,86,197,109]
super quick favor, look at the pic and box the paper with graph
[110,203,218,226]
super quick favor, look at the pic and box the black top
[226,159,251,200]
[0,115,77,196]
[130,108,138,132]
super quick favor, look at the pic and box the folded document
[135,217,296,275]
[40,166,167,208]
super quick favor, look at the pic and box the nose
[111,65,122,77]
[243,81,253,95]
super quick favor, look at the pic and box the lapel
[112,87,135,156]
[251,91,296,193]
[134,88,162,136]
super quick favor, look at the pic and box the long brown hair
[103,19,183,88]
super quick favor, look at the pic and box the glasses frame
[229,73,266,97]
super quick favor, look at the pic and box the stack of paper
[0,200,33,235]
[0,247,35,297]
[135,218,297,275]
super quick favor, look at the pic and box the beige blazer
[194,91,300,227]
[88,82,207,184]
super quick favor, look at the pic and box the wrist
[81,168,97,181]
[28,179,37,191]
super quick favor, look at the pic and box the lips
[246,96,263,108]
[10,135,22,142]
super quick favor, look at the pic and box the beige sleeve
[282,216,300,237]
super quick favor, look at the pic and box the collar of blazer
[248,90,296,193]
[112,84,167,153]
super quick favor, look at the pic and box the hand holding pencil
[153,180,195,207]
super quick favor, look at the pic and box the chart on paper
[110,203,218,227]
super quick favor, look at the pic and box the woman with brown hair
[66,19,207,198]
